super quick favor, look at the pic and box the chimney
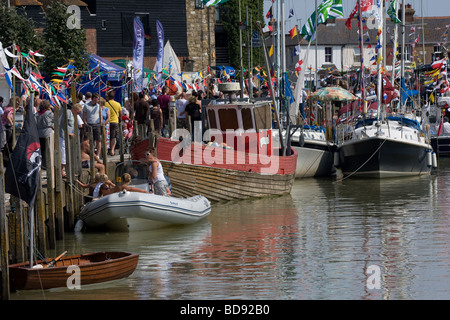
[405,4,415,23]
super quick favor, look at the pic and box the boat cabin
[205,101,274,155]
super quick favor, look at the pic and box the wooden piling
[45,135,56,249]
[35,169,47,256]
[0,153,10,300]
[53,106,65,240]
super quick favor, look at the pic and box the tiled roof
[12,0,43,5]
[37,0,87,7]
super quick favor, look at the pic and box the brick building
[4,0,218,73]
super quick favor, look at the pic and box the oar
[44,251,67,268]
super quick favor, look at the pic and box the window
[325,47,332,63]
[218,109,239,131]
[121,13,151,47]
[195,0,204,9]
[241,108,254,130]
[397,46,411,62]
[353,48,361,64]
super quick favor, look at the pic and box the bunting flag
[295,60,303,72]
[293,45,301,57]
[262,25,273,33]
[289,26,298,39]
[202,0,231,6]
[269,45,274,57]
[300,0,344,42]
[289,8,295,19]
[266,6,273,19]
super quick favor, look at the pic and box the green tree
[220,0,264,71]
[0,5,43,53]
[41,1,87,77]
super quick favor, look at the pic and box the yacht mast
[400,0,406,112]
[376,0,385,121]
[357,0,365,105]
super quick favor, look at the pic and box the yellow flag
[269,45,273,57]
[429,93,435,104]
[376,55,383,65]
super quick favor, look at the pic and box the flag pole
[315,0,318,91]
[400,0,406,112]
[28,91,36,268]
[358,0,366,107]
[376,0,384,122]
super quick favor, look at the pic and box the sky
[263,0,450,31]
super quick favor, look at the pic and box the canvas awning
[89,54,125,82]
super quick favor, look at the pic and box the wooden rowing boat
[9,251,139,291]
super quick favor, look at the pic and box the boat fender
[333,152,340,167]
[74,219,84,233]
[427,151,432,167]
[299,133,305,147]
[32,264,44,269]
[432,152,438,168]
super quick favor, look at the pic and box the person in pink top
[157,86,170,135]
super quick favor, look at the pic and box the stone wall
[185,1,216,72]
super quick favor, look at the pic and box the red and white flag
[432,58,447,70]
[345,0,374,30]
[295,60,303,72]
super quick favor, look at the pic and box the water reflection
[11,166,450,300]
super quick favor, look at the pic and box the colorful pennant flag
[301,0,343,41]
[266,6,273,19]
[289,26,298,39]
[202,0,231,7]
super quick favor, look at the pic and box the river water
[11,159,450,301]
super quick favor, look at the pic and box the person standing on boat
[443,117,450,135]
[144,150,171,196]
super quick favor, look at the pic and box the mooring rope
[338,137,388,181]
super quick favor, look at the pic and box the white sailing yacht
[335,0,435,178]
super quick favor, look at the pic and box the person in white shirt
[443,116,450,135]
[176,92,188,129]
[82,93,101,157]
